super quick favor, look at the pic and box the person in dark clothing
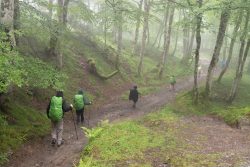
[129,85,140,108]
[47,91,73,147]
[74,89,91,124]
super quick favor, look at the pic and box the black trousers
[76,108,84,124]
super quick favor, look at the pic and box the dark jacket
[46,97,72,119]
[129,89,139,102]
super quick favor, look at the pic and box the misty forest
[0,0,250,166]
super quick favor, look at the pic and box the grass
[0,103,49,165]
[172,73,250,126]
[78,107,222,167]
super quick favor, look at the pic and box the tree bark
[48,0,70,68]
[152,21,163,47]
[138,0,149,76]
[217,11,243,82]
[13,0,20,46]
[170,10,181,57]
[193,0,202,104]
[133,0,143,55]
[1,0,16,47]
[204,9,230,98]
[228,11,250,103]
[181,10,190,64]
[187,28,195,58]
[116,7,123,70]
[62,0,70,25]
[159,4,174,79]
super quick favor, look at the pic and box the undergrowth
[173,73,250,126]
[78,107,221,167]
[0,103,49,165]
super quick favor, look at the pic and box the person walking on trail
[129,85,140,108]
[47,91,73,147]
[74,89,92,124]
[169,75,176,91]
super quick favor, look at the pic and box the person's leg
[56,119,64,146]
[81,108,85,123]
[76,111,81,124]
[51,121,57,145]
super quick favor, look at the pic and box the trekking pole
[88,109,90,128]
[71,109,79,140]
[87,101,92,128]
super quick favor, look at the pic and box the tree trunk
[138,0,149,76]
[152,21,163,47]
[48,0,54,18]
[157,30,164,48]
[222,35,228,62]
[146,0,151,45]
[62,0,70,25]
[204,9,230,98]
[1,0,16,47]
[13,0,20,46]
[181,10,190,64]
[228,39,250,103]
[228,11,250,103]
[193,0,202,104]
[170,10,181,57]
[187,28,195,58]
[133,0,143,55]
[116,10,122,70]
[159,4,175,79]
[49,0,70,68]
[217,11,243,82]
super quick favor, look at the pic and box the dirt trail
[4,72,250,167]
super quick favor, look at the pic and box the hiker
[47,91,73,147]
[129,85,140,108]
[73,89,92,124]
[169,75,176,91]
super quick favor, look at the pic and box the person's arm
[62,99,73,112]
[46,100,51,118]
[83,95,91,105]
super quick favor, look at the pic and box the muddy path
[4,71,250,167]
[4,73,201,167]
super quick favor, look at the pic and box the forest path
[4,70,250,167]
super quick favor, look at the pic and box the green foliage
[20,57,67,90]
[82,120,109,142]
[0,32,25,93]
[173,74,250,125]
[78,107,224,166]
[79,120,164,166]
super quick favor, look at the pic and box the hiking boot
[51,139,56,146]
[57,139,64,147]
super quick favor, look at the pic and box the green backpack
[49,96,63,122]
[74,94,84,110]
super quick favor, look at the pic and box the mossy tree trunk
[116,9,123,70]
[217,11,243,83]
[49,0,70,69]
[133,0,143,55]
[193,0,202,104]
[204,9,230,98]
[228,11,250,103]
[13,0,20,46]
[138,0,149,77]
[159,4,175,79]
[1,0,16,47]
